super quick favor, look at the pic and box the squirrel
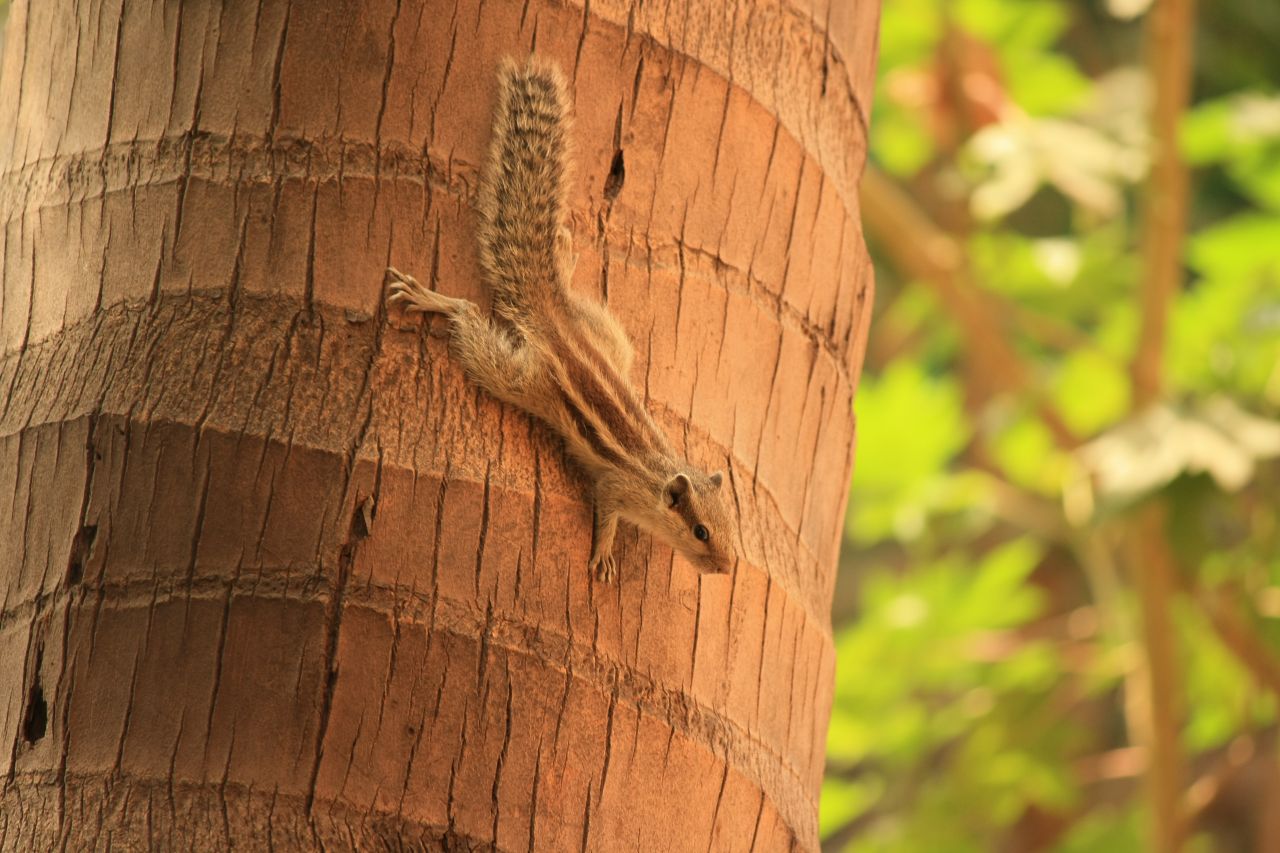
[386,58,734,583]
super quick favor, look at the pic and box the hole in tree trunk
[351,497,376,540]
[604,149,625,201]
[22,650,47,744]
[67,524,97,585]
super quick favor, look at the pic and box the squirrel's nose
[702,554,732,575]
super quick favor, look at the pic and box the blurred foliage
[828,0,1280,850]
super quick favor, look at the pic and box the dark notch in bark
[352,495,377,539]
[604,149,625,201]
[22,648,47,744]
[604,96,626,203]
[67,524,98,585]
[599,102,627,304]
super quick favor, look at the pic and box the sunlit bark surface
[0,0,876,848]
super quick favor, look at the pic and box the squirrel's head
[654,470,734,574]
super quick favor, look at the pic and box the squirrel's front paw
[590,554,617,583]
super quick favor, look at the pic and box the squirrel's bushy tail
[476,58,572,319]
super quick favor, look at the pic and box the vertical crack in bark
[304,491,371,819]
[526,739,543,853]
[371,0,402,230]
[754,575,773,727]
[747,788,768,852]
[476,600,494,694]
[473,462,491,601]
[690,577,704,688]
[303,186,319,316]
[56,578,83,843]
[444,695,468,839]
[489,673,514,845]
[572,0,591,86]
[373,0,401,153]
[102,2,127,153]
[578,784,593,852]
[427,14,458,146]
[171,8,210,256]
[552,653,573,750]
[597,688,617,801]
[429,460,450,632]
[528,450,543,580]
[706,762,731,853]
[200,582,235,778]
[108,639,144,779]
[268,2,292,142]
[20,646,47,745]
[629,54,645,123]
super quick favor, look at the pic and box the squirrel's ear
[709,471,724,490]
[665,473,691,508]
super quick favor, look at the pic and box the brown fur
[387,58,734,582]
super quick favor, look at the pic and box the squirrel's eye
[693,524,709,542]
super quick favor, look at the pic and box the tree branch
[1127,1,1198,847]
[1131,0,1197,406]
[1126,507,1187,852]
[859,167,1077,447]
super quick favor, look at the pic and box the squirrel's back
[476,58,572,317]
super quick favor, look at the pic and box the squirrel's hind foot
[386,267,466,315]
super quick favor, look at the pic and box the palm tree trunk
[0,0,877,848]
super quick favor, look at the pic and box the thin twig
[1127,507,1186,852]
[1131,0,1197,406]
[1127,0,1198,848]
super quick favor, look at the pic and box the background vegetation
[824,0,1280,850]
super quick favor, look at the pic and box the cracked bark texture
[0,0,877,849]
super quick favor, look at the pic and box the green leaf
[1177,601,1278,751]
[964,539,1045,626]
[1188,213,1280,279]
[877,0,943,67]
[849,362,972,542]
[1052,349,1131,436]
[954,0,1069,49]
[1007,54,1092,116]
[1182,98,1241,164]
[1171,225,1280,398]
[988,411,1069,495]
[1182,93,1280,165]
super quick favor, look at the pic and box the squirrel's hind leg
[386,267,470,316]
[387,267,541,408]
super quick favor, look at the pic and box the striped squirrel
[386,58,733,582]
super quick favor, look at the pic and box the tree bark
[0,0,876,848]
